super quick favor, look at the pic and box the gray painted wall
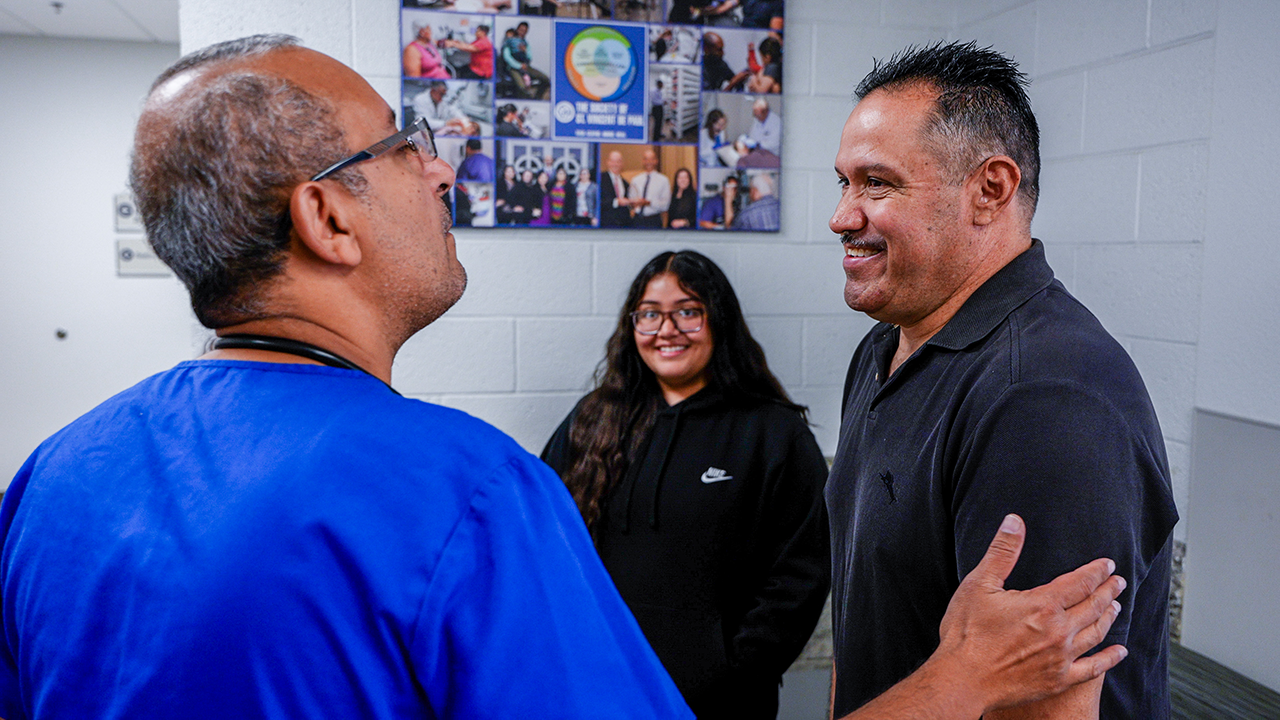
[0,35,185,475]
[1181,0,1280,692]
[1183,411,1280,692]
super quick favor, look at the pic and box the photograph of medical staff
[696,167,743,230]
[695,167,776,231]
[649,66,700,143]
[402,11,499,79]
[700,27,781,93]
[453,183,496,227]
[403,80,494,137]
[440,22,497,79]
[521,0,611,19]
[614,0,662,23]
[689,0,784,29]
[700,92,780,169]
[649,26,700,64]
[732,169,779,231]
[495,101,551,138]
[437,138,496,183]
[494,17,552,99]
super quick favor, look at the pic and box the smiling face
[831,85,981,330]
[675,168,692,190]
[633,272,713,405]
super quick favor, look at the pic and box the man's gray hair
[750,172,774,197]
[130,34,366,328]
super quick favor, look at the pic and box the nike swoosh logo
[700,468,733,484]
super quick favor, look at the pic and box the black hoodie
[542,388,830,719]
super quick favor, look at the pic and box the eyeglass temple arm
[309,118,428,182]
[310,151,376,182]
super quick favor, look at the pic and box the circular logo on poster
[563,26,637,102]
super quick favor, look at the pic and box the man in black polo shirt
[826,42,1179,719]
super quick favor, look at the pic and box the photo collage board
[401,0,785,231]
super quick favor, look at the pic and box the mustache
[840,231,884,249]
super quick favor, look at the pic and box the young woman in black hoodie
[542,250,830,720]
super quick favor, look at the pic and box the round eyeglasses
[630,307,705,335]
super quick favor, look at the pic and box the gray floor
[778,667,830,720]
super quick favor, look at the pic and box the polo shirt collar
[926,238,1055,351]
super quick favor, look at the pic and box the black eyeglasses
[310,116,438,182]
[630,307,705,335]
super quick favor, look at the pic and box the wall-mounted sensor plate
[114,193,143,233]
[116,236,171,277]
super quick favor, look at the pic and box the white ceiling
[0,0,178,43]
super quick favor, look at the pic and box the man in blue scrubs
[0,34,691,720]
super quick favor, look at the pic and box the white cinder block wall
[956,0,1215,546]
[958,0,1280,692]
[179,0,958,456]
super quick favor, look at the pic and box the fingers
[967,514,1025,590]
[1041,556,1117,609]
[1063,644,1128,686]
[1065,575,1126,656]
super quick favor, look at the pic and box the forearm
[985,675,1101,719]
[838,652,984,720]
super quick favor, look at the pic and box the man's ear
[970,156,1022,226]
[289,181,363,267]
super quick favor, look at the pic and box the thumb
[970,514,1025,590]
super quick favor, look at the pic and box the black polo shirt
[826,240,1178,718]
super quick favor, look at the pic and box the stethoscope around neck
[209,334,400,395]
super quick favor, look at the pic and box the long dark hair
[673,167,693,198]
[562,250,803,530]
[704,108,725,139]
